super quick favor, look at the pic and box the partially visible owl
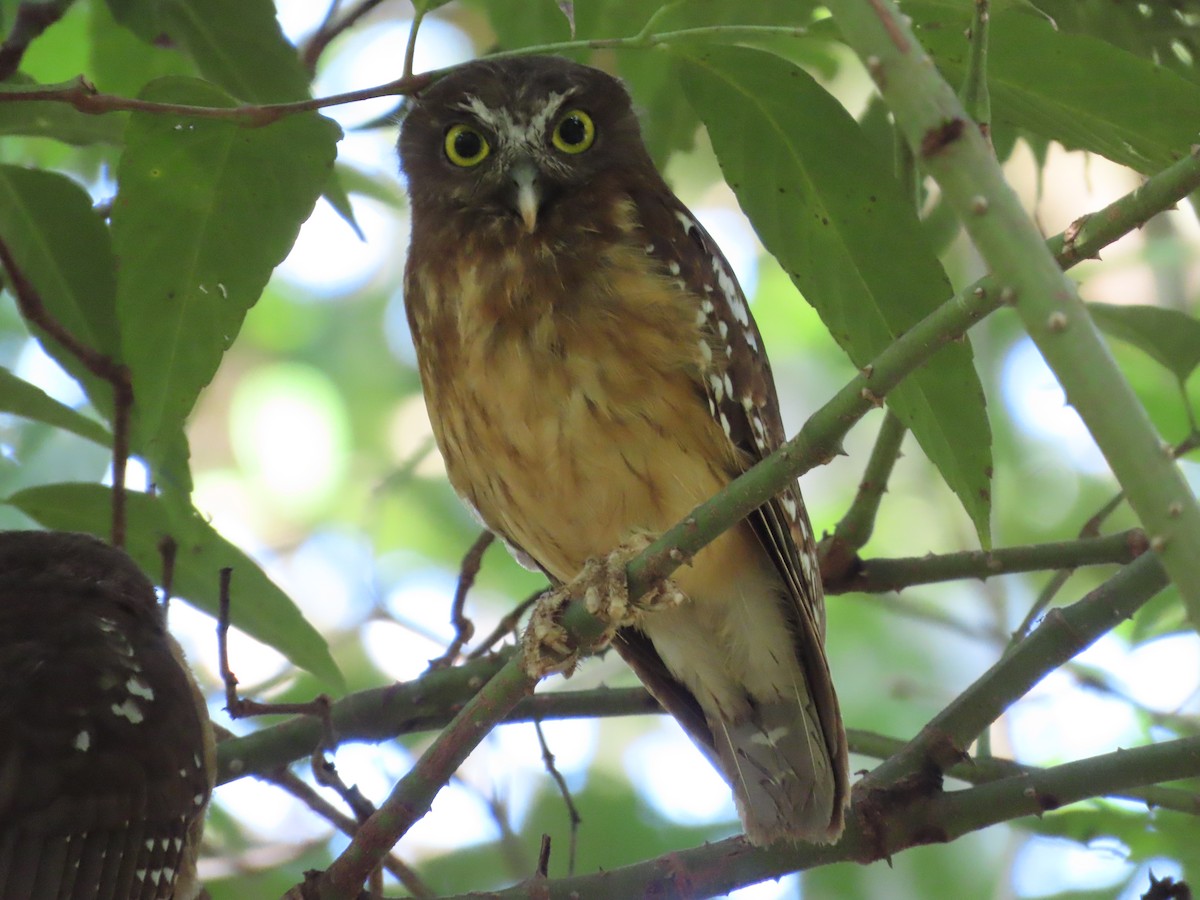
[399,56,848,844]
[0,531,214,899]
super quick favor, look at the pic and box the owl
[0,531,214,899]
[399,55,848,844]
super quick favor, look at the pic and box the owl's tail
[711,689,845,845]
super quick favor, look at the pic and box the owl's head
[399,56,652,235]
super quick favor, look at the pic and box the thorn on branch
[535,834,552,879]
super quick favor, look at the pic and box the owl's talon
[520,536,686,681]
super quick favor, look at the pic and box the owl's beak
[508,159,542,233]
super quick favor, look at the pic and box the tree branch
[433,734,1200,898]
[827,529,1148,594]
[864,552,1169,786]
[268,145,1200,894]
[820,410,907,582]
[0,233,132,546]
[828,0,1200,617]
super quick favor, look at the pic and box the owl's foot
[520,534,687,680]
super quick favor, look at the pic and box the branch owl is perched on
[400,56,849,844]
[0,531,214,899]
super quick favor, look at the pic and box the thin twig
[0,234,132,546]
[0,0,77,81]
[827,529,1148,595]
[217,567,333,719]
[0,72,434,127]
[820,410,907,583]
[266,766,435,898]
[467,590,540,659]
[301,0,388,73]
[1011,491,1127,641]
[533,719,581,876]
[428,530,493,670]
[863,553,1169,788]
[402,4,425,81]
[157,535,177,613]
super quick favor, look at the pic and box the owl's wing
[618,185,847,805]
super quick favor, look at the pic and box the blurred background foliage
[1,0,1199,897]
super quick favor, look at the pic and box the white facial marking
[460,90,572,149]
[73,730,90,751]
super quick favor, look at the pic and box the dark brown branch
[0,0,76,81]
[0,233,132,546]
[300,0,388,73]
[265,766,434,898]
[827,529,1148,594]
[467,589,540,659]
[0,71,433,127]
[534,719,581,876]
[217,566,332,719]
[428,530,493,670]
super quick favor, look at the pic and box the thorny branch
[287,145,1200,895]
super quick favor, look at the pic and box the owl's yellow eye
[551,110,595,154]
[444,124,490,167]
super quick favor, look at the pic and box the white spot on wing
[111,698,144,723]
[126,676,154,701]
[74,730,90,751]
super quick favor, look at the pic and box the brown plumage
[399,55,848,844]
[0,531,214,899]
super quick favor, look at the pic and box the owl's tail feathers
[712,695,846,846]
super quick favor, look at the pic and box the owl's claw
[520,534,687,681]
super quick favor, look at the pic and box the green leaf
[6,482,343,689]
[111,76,340,468]
[478,0,834,164]
[676,45,993,545]
[0,367,111,445]
[909,2,1200,173]
[322,170,365,241]
[0,165,120,416]
[90,0,194,97]
[1088,302,1200,384]
[106,0,312,102]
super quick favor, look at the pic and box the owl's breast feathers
[405,169,847,842]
